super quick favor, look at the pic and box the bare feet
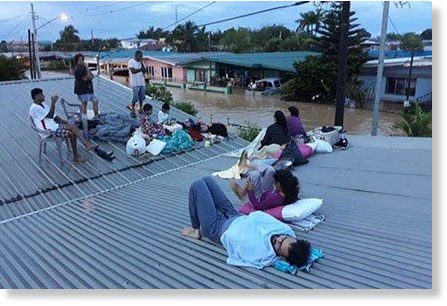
[85,142,98,151]
[74,156,86,163]
[180,227,201,239]
[230,179,246,200]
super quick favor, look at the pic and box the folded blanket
[273,247,324,274]
[289,214,326,232]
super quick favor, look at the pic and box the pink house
[143,56,187,84]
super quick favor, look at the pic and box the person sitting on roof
[29,88,97,163]
[180,176,311,269]
[158,103,170,124]
[230,150,300,212]
[260,110,290,148]
[140,103,165,142]
[286,106,307,138]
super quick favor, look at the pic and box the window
[148,66,155,77]
[161,67,173,80]
[273,80,281,88]
[195,69,207,82]
[385,77,417,96]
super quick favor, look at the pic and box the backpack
[280,140,309,166]
[207,123,228,138]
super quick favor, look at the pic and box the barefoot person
[29,88,97,163]
[181,176,310,269]
[128,50,147,117]
[74,53,99,117]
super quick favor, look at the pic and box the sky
[0,0,432,43]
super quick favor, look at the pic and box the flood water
[170,87,403,136]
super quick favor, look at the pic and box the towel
[289,214,326,232]
[224,128,267,158]
[212,163,241,180]
[273,247,324,274]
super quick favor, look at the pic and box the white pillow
[282,198,323,221]
[146,139,167,156]
[315,139,333,153]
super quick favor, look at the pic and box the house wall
[359,65,432,102]
[143,59,186,83]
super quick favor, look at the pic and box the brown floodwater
[169,87,403,136]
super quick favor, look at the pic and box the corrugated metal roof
[183,52,320,73]
[0,135,432,288]
[0,76,247,220]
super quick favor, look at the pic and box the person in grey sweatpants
[181,176,241,244]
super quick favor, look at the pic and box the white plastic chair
[29,115,70,166]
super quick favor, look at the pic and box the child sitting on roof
[139,103,165,143]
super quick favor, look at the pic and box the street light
[31,3,68,79]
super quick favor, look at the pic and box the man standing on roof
[128,50,147,118]
[29,88,97,163]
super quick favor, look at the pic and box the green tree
[54,25,81,51]
[279,33,314,51]
[296,10,324,36]
[400,33,424,51]
[420,28,432,40]
[170,21,200,53]
[264,37,282,52]
[386,32,402,40]
[0,55,26,81]
[393,103,432,137]
[219,27,256,53]
[0,40,8,53]
[137,26,169,40]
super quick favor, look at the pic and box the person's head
[272,235,311,267]
[162,103,170,113]
[288,106,300,117]
[135,50,143,61]
[274,110,288,134]
[31,88,44,103]
[274,169,299,204]
[143,103,153,115]
[74,53,85,66]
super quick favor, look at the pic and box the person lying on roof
[29,88,97,163]
[229,150,300,213]
[180,176,310,269]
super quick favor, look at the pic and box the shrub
[393,103,432,137]
[146,83,173,104]
[171,101,198,116]
[238,121,261,142]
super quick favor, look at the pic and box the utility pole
[334,1,350,127]
[175,6,178,28]
[405,52,415,102]
[91,30,95,50]
[371,1,390,136]
[28,29,34,79]
[30,3,41,79]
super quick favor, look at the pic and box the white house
[120,38,159,49]
[359,56,432,103]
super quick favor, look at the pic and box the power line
[71,1,149,19]
[162,1,216,31]
[0,13,27,23]
[197,1,310,27]
[0,14,29,41]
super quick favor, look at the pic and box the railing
[416,92,432,103]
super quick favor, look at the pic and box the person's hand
[245,178,254,191]
[51,95,59,104]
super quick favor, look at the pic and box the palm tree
[296,10,323,36]
[393,103,432,137]
[172,21,199,52]
[57,25,81,51]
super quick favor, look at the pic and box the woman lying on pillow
[231,159,300,212]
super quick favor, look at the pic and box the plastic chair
[60,98,89,139]
[29,115,70,166]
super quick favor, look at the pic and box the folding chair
[60,98,89,139]
[29,115,70,166]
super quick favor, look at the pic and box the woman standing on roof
[74,53,100,118]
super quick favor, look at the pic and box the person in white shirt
[29,88,97,163]
[128,50,147,117]
[157,103,170,124]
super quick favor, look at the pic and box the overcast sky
[0,1,432,42]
